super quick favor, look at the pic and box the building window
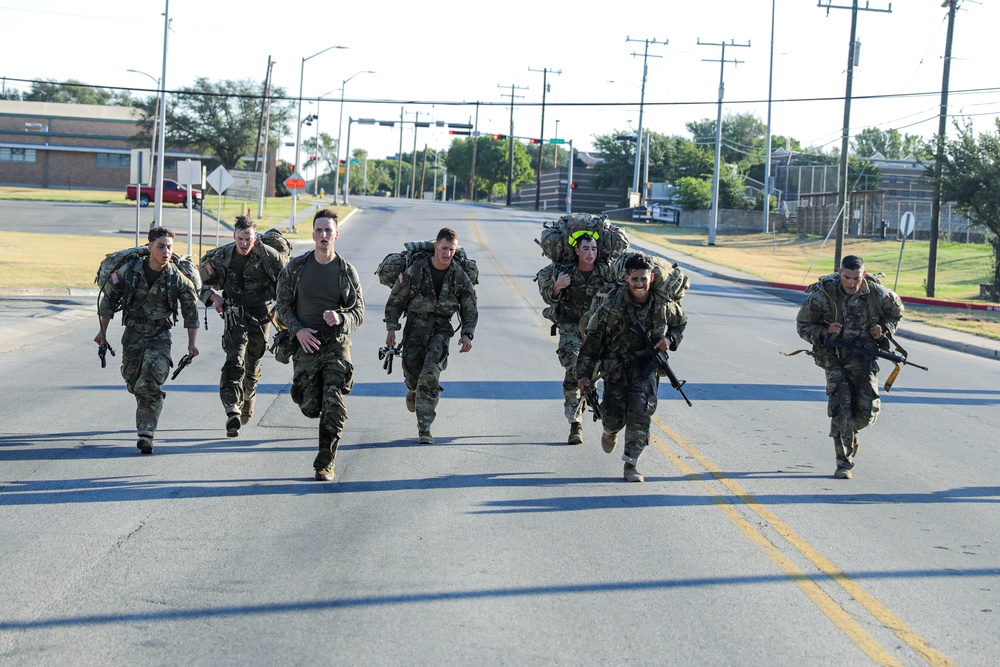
[96,153,130,169]
[0,147,37,163]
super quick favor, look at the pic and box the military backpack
[535,213,630,264]
[375,240,479,287]
[95,246,202,317]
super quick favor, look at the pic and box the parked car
[126,179,202,207]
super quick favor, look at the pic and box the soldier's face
[576,238,598,267]
[234,229,256,256]
[838,267,864,295]
[434,239,458,267]
[149,236,173,269]
[313,219,338,250]
[626,269,654,302]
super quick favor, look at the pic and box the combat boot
[624,463,644,483]
[834,467,852,479]
[601,430,618,454]
[226,413,241,438]
[314,464,335,481]
[405,390,416,413]
[418,429,434,445]
[852,434,860,458]
[136,435,154,455]
[568,422,583,445]
[240,398,255,425]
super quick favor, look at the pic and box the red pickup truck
[126,179,202,207]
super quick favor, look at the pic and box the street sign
[549,138,566,145]
[285,172,306,194]
[129,149,151,185]
[176,159,202,186]
[228,170,262,200]
[900,211,915,237]
[206,166,234,195]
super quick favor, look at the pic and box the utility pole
[498,83,527,205]
[528,66,561,210]
[819,0,892,269]
[153,0,170,229]
[928,0,958,297]
[470,103,480,201]
[256,57,275,218]
[395,106,403,198]
[626,37,666,207]
[698,38,750,246]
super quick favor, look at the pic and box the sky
[3,1,999,167]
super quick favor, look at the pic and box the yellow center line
[651,434,905,666]
[653,416,956,667]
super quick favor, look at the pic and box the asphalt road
[1,198,998,666]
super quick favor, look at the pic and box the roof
[0,99,140,122]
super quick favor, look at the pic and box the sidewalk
[630,237,1000,363]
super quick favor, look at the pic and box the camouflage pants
[219,308,270,414]
[825,362,880,470]
[291,335,353,470]
[600,366,660,465]
[556,324,586,424]
[401,316,452,432]
[120,325,172,437]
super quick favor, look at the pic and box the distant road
[0,199,222,238]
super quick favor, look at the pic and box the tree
[854,127,932,161]
[303,131,338,185]
[445,136,531,201]
[686,112,768,171]
[23,79,133,105]
[676,177,712,211]
[939,118,1000,298]
[157,78,292,170]
[591,131,636,206]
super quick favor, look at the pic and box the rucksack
[535,213,630,264]
[258,228,292,265]
[580,253,689,331]
[806,271,887,323]
[95,246,201,315]
[375,240,479,287]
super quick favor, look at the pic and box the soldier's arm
[457,273,478,339]
[796,296,828,344]
[338,263,365,335]
[384,267,414,332]
[274,263,306,336]
[666,302,687,350]
[178,275,201,330]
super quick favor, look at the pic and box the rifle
[824,333,927,392]
[222,302,245,330]
[582,382,603,422]
[98,342,116,368]
[630,324,693,407]
[378,345,402,375]
[170,354,194,380]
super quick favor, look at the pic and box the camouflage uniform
[98,258,200,438]
[199,242,287,416]
[385,256,477,434]
[796,275,904,473]
[537,260,619,423]
[274,252,364,471]
[576,285,686,466]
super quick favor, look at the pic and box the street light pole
[335,70,375,205]
[292,44,347,233]
[153,0,170,229]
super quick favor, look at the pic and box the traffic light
[571,183,577,190]
[449,130,470,136]
[308,156,316,162]
[491,133,507,140]
[529,138,543,144]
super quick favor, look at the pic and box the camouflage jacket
[384,256,478,338]
[576,284,686,381]
[274,252,365,338]
[199,241,287,307]
[796,274,904,369]
[98,258,200,331]
[536,259,620,324]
